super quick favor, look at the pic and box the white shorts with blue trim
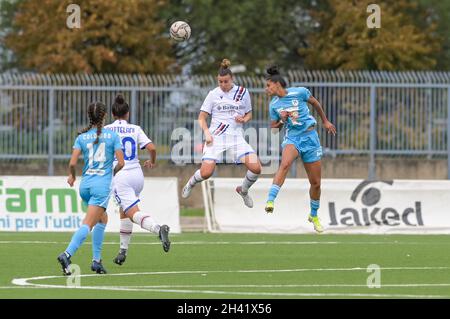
[202,133,255,164]
[112,167,144,213]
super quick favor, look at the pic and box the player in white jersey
[105,94,170,266]
[181,59,262,207]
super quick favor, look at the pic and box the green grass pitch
[0,232,449,299]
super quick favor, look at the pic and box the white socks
[119,218,133,250]
[132,211,160,234]
[241,170,259,194]
[189,169,204,187]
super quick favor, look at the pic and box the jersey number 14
[87,142,106,169]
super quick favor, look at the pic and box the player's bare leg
[304,160,323,233]
[113,205,171,261]
[265,144,298,213]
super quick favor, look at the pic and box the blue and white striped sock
[310,199,320,217]
[267,184,281,202]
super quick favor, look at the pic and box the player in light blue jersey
[57,102,124,275]
[264,66,336,233]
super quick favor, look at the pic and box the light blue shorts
[282,129,323,163]
[79,184,111,209]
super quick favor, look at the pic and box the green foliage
[1,0,449,73]
[416,0,450,69]
[3,0,175,73]
[301,0,442,70]
[163,0,316,74]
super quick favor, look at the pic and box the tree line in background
[0,0,449,74]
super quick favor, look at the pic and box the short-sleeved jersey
[200,84,252,136]
[73,128,122,187]
[269,87,317,138]
[104,120,152,171]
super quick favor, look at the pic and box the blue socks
[310,199,320,217]
[267,184,281,202]
[92,223,106,262]
[266,184,320,218]
[65,224,90,257]
[269,186,318,206]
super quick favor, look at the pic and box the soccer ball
[170,21,191,42]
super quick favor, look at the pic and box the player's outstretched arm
[67,148,81,187]
[308,96,336,135]
[114,149,125,176]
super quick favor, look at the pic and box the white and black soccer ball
[170,21,191,42]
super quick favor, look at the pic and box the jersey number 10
[121,137,136,161]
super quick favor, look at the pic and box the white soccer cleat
[236,186,253,208]
[182,181,193,198]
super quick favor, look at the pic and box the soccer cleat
[91,260,108,274]
[159,225,171,253]
[308,215,324,233]
[181,181,193,199]
[57,252,72,276]
[265,201,274,214]
[113,249,127,266]
[236,186,253,208]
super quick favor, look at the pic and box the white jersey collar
[113,119,128,125]
[219,84,236,95]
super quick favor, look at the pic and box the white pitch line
[1,240,449,246]
[12,266,450,287]
[4,283,450,289]
[116,283,450,288]
[5,283,448,299]
[12,266,450,283]
[11,267,450,298]
[0,286,48,289]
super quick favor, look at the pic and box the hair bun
[266,65,280,76]
[115,94,125,104]
[221,59,231,69]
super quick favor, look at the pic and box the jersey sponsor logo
[86,168,106,176]
[279,106,301,126]
[215,103,243,112]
